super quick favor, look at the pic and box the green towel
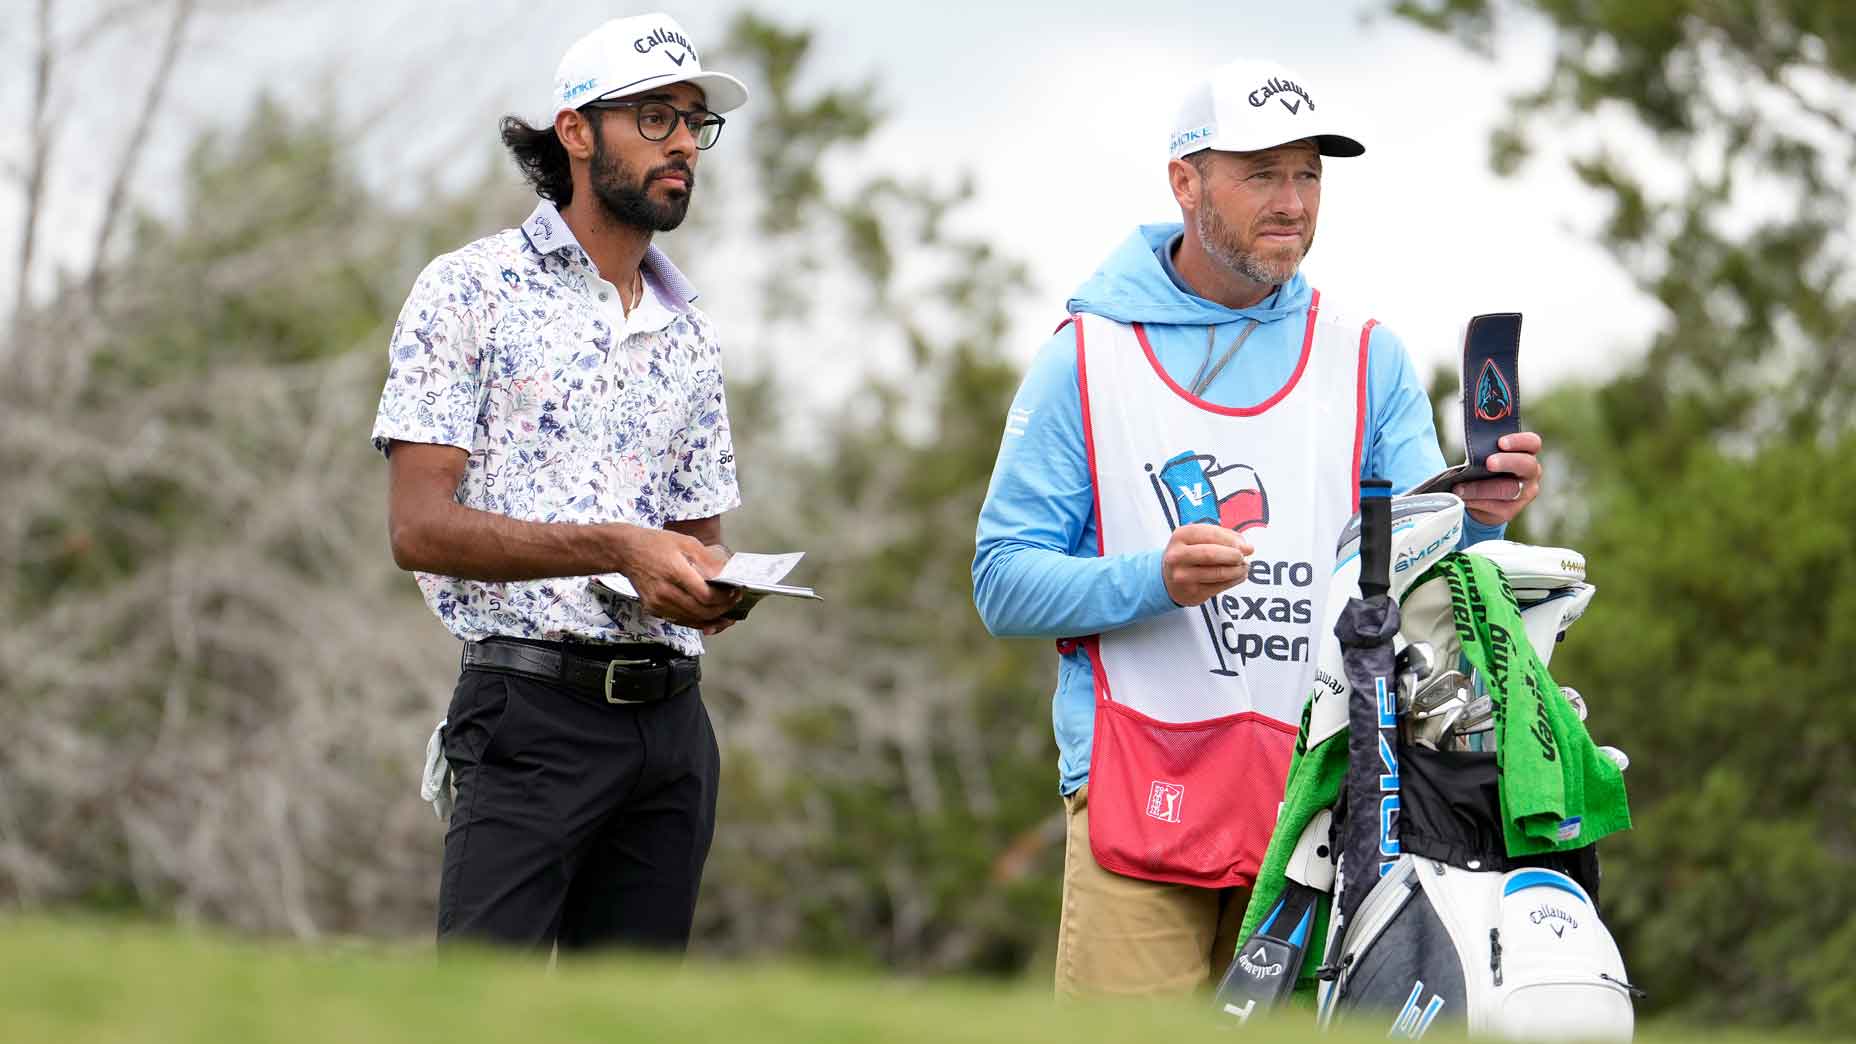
[1235,696,1346,992]
[1421,552,1631,855]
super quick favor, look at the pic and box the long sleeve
[972,328,1180,639]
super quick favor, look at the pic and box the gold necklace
[622,269,643,314]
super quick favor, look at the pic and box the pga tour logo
[1146,780,1185,823]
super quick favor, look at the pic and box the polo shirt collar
[519,199,700,312]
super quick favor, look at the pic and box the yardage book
[592,551,821,620]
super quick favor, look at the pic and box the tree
[3,7,1067,975]
[1394,0,1853,452]
[1394,2,1856,1029]
[1,89,523,934]
[687,14,1056,973]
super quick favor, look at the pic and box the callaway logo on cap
[1168,60,1365,161]
[551,12,750,119]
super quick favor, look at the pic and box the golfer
[371,12,749,953]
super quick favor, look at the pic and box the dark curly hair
[500,115,573,205]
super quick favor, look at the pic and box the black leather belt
[462,637,701,706]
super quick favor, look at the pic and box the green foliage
[0,88,520,936]
[689,14,1052,975]
[1397,0,1855,442]
[1542,430,1856,1025]
[12,98,498,603]
[1397,0,1856,1030]
[94,97,379,383]
[7,5,1061,974]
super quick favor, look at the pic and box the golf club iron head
[1396,641,1435,686]
[1454,695,1494,733]
[1407,670,1469,716]
[1394,641,1437,716]
[1411,703,1467,749]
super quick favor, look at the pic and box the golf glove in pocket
[420,718,454,821]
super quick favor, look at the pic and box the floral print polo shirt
[371,200,738,656]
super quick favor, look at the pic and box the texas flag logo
[1156,452,1269,533]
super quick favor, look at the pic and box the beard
[588,126,696,232]
[1197,202,1313,288]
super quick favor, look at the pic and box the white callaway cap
[552,12,749,119]
[1167,60,1365,161]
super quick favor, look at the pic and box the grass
[0,917,1809,1043]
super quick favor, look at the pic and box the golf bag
[1215,490,1637,1040]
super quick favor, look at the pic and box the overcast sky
[6,0,1665,403]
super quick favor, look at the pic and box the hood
[1066,223,1312,327]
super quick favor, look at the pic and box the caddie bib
[1071,293,1373,887]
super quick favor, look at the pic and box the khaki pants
[1054,785,1251,998]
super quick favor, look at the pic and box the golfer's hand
[695,543,737,636]
[1455,431,1543,526]
[1162,524,1253,607]
[616,528,740,628]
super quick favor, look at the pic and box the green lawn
[0,918,1793,1043]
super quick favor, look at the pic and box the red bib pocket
[1086,695,1296,888]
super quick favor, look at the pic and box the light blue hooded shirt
[972,224,1503,795]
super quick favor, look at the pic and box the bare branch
[11,0,56,334]
[86,0,197,306]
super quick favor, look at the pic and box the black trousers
[435,665,720,952]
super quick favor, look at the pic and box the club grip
[1359,478,1393,600]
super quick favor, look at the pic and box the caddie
[972,59,1544,996]
[371,12,748,953]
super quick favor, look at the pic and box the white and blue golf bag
[1216,493,1638,1041]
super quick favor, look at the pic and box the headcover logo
[635,26,697,66]
[1155,452,1268,532]
[1248,77,1315,115]
[1474,358,1513,422]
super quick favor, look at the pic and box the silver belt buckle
[603,658,657,704]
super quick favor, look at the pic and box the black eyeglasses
[581,99,725,150]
